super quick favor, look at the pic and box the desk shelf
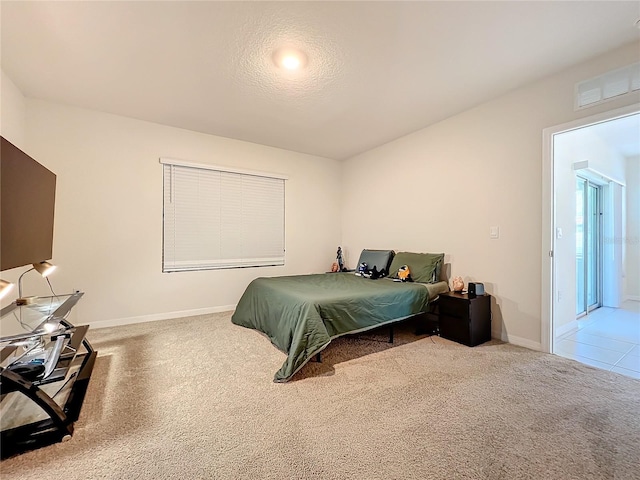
[0,293,96,458]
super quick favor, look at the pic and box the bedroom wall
[0,70,27,149]
[2,99,342,326]
[341,41,640,349]
[626,156,640,301]
[0,70,28,308]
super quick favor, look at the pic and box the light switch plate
[490,226,499,239]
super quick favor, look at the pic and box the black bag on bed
[356,249,395,277]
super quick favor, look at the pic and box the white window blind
[162,160,285,272]
[576,63,640,109]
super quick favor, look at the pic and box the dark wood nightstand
[438,292,491,346]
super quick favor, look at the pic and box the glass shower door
[576,178,585,316]
[576,177,601,317]
[586,183,599,309]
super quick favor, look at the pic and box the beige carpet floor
[2,311,639,479]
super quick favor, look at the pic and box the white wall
[0,70,27,149]
[603,183,625,308]
[341,41,640,349]
[626,156,640,301]
[3,42,639,341]
[0,70,27,306]
[1,99,342,326]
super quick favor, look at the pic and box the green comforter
[231,273,447,382]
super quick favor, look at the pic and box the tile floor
[555,300,640,379]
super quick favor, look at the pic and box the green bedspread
[231,273,447,382]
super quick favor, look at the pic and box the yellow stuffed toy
[397,265,412,282]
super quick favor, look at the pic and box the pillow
[356,249,395,275]
[388,252,444,283]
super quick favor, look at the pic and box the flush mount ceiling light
[273,47,308,71]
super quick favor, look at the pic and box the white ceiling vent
[576,63,640,109]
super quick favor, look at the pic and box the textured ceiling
[2,1,640,160]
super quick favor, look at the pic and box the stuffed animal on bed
[355,262,368,276]
[397,264,413,282]
[363,266,381,279]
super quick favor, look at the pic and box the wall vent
[575,63,640,109]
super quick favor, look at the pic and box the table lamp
[0,279,14,300]
[16,261,57,305]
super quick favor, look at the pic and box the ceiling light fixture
[273,48,307,71]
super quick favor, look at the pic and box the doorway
[542,107,640,379]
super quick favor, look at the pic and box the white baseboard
[90,305,236,330]
[625,295,640,302]
[554,320,578,339]
[498,331,542,351]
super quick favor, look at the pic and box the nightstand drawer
[439,315,471,346]
[439,295,469,319]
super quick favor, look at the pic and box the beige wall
[2,99,342,326]
[0,70,27,149]
[626,156,640,300]
[0,70,27,306]
[341,42,640,349]
[2,41,639,341]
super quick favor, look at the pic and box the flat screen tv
[1,137,56,271]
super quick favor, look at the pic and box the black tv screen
[1,137,56,271]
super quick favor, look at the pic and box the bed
[231,251,449,382]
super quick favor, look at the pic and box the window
[161,158,285,272]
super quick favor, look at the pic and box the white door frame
[541,103,639,353]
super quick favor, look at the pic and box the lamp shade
[33,261,56,277]
[0,279,14,300]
